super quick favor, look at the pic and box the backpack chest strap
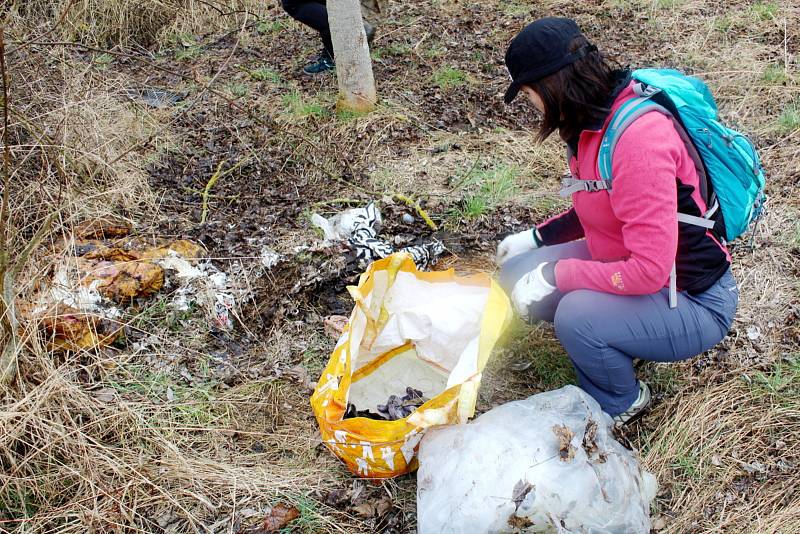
[559,176,611,197]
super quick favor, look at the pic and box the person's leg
[553,276,737,416]
[282,0,334,57]
[498,240,591,322]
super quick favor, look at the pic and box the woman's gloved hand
[495,229,543,266]
[510,262,557,321]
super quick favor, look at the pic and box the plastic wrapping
[417,385,657,533]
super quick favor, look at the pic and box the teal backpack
[560,68,767,306]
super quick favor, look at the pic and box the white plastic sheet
[417,385,657,533]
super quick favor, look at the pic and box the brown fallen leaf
[257,503,300,533]
[74,218,132,240]
[322,488,350,508]
[352,497,393,518]
[507,514,533,529]
[582,418,604,462]
[552,424,576,462]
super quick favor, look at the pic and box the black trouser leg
[281,0,334,58]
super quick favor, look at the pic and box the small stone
[402,213,414,224]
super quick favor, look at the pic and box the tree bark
[328,0,377,113]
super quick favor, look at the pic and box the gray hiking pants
[498,240,738,416]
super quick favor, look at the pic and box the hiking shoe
[613,381,651,426]
[303,55,334,74]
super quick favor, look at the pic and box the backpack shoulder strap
[597,95,671,182]
[560,91,673,196]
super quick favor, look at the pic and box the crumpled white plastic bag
[416,385,657,534]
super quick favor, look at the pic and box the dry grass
[641,366,800,532]
[9,0,270,48]
[0,345,353,533]
[3,48,164,250]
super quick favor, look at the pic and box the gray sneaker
[613,381,651,426]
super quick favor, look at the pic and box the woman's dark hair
[527,36,619,143]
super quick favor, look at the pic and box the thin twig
[0,27,16,385]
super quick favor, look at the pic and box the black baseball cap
[504,17,597,104]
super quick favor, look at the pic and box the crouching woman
[497,18,738,424]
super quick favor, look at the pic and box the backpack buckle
[584,180,610,192]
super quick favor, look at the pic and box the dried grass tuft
[641,365,800,532]
[11,0,271,48]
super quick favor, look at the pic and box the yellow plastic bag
[310,253,512,478]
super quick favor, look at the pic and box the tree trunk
[328,0,377,113]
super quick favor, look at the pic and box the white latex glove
[496,229,541,266]
[510,262,557,321]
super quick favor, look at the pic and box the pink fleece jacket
[543,83,725,295]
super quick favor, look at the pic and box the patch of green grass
[523,193,570,216]
[228,82,249,98]
[751,2,778,21]
[248,67,282,83]
[370,47,386,61]
[460,196,489,218]
[432,67,468,90]
[108,367,172,398]
[281,90,328,119]
[654,0,683,9]
[451,162,520,220]
[172,33,202,61]
[499,0,530,16]
[751,355,800,404]
[525,339,575,389]
[133,295,197,333]
[108,363,227,427]
[133,295,170,330]
[336,107,369,121]
[424,44,447,59]
[502,323,575,389]
[1,488,40,520]
[713,15,734,33]
[603,0,634,9]
[386,42,413,56]
[256,20,286,34]
[790,219,800,248]
[762,64,789,85]
[368,168,394,191]
[672,450,702,479]
[302,347,329,377]
[646,363,682,394]
[776,101,800,134]
[279,494,323,533]
[93,52,114,67]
